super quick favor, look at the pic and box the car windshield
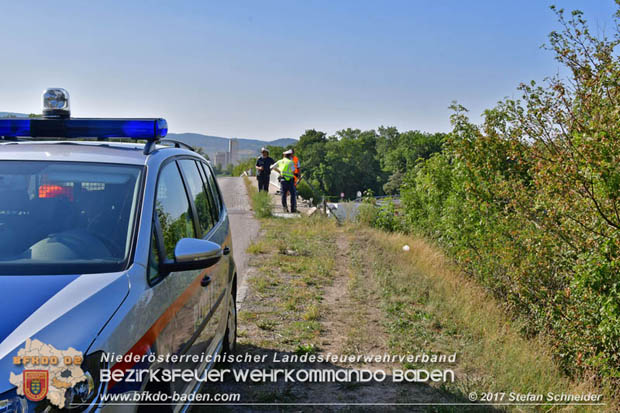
[0,161,143,275]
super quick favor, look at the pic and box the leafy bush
[357,194,403,232]
[374,199,403,232]
[296,180,321,205]
[233,158,256,176]
[357,202,378,227]
[401,7,620,392]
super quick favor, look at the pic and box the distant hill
[168,133,297,159]
[0,112,29,118]
[0,115,295,158]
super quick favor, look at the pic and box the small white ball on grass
[402,245,410,252]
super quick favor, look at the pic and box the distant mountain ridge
[168,132,297,158]
[0,112,29,118]
[0,114,295,157]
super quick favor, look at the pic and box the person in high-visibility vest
[291,148,300,187]
[271,149,297,213]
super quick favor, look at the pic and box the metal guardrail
[353,195,400,202]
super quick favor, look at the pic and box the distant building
[229,138,239,165]
[215,152,228,168]
[212,138,240,168]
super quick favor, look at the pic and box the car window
[178,159,216,237]
[195,161,219,225]
[0,161,142,275]
[148,231,161,284]
[155,161,196,260]
[200,162,221,219]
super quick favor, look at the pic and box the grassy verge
[229,210,609,411]
[243,175,272,218]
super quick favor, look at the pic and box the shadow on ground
[191,344,504,413]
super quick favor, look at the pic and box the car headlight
[33,352,107,413]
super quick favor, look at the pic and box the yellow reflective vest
[275,158,295,180]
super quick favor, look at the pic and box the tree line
[233,127,444,201]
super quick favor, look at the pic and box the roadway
[216,177,260,303]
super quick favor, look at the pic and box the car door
[197,160,232,345]
[176,159,222,357]
[147,159,213,395]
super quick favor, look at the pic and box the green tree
[376,126,444,194]
[294,129,329,194]
[319,129,385,199]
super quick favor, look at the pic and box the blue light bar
[0,119,30,137]
[0,118,167,140]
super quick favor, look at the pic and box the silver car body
[0,141,237,412]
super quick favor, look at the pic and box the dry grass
[231,211,610,411]
[347,224,608,411]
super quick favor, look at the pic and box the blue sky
[1,1,617,140]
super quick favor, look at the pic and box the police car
[0,89,237,412]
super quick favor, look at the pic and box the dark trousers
[280,178,297,211]
[257,175,270,192]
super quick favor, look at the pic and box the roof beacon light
[42,88,71,119]
[1,88,168,153]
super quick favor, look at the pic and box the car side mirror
[161,238,223,273]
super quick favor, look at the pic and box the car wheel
[222,280,237,354]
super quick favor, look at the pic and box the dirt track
[191,209,468,412]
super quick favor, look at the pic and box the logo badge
[23,370,48,402]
